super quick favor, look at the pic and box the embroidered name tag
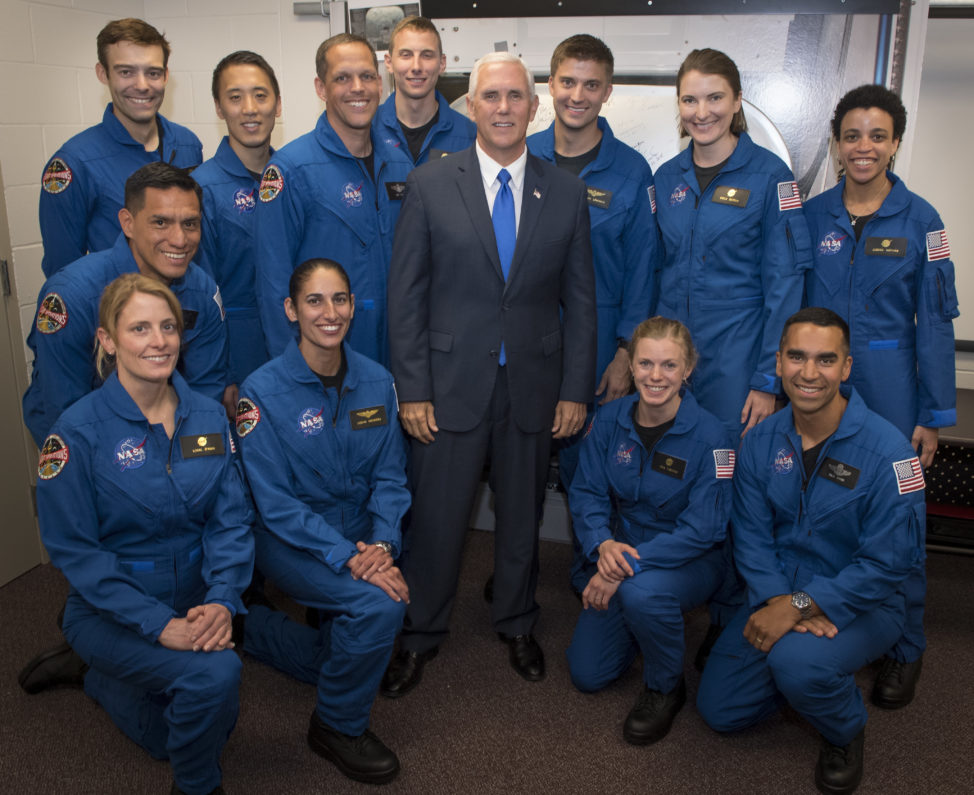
[864,237,908,257]
[712,186,750,207]
[586,186,613,209]
[817,457,860,489]
[651,451,687,479]
[349,405,388,430]
[180,433,226,458]
[385,182,407,201]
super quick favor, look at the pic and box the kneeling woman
[37,274,254,795]
[235,259,409,785]
[567,317,734,745]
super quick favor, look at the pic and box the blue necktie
[492,168,515,365]
[492,168,515,280]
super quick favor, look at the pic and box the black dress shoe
[499,633,545,682]
[307,712,399,784]
[694,622,724,672]
[871,655,922,710]
[623,677,686,745]
[483,573,494,604]
[18,641,88,695]
[814,728,864,795]
[380,647,438,698]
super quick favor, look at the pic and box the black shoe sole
[18,642,87,695]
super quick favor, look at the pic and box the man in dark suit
[381,51,596,696]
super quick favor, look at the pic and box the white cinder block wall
[0,0,335,372]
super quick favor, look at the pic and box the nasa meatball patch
[298,407,325,437]
[42,158,72,194]
[114,437,148,471]
[259,165,283,202]
[36,293,68,334]
[38,434,69,479]
[235,398,261,437]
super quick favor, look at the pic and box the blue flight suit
[654,131,813,438]
[804,173,958,436]
[566,391,733,694]
[23,233,229,448]
[253,111,413,365]
[804,172,957,664]
[373,91,476,165]
[194,137,272,384]
[697,386,925,747]
[235,341,409,736]
[39,103,202,277]
[38,371,254,795]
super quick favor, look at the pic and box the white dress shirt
[475,142,528,236]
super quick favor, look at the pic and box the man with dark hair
[39,18,202,276]
[697,306,926,795]
[373,16,475,165]
[382,51,596,697]
[255,33,412,365]
[23,162,228,449]
[526,33,660,592]
[194,51,282,399]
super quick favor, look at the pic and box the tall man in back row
[381,51,596,696]
[697,307,926,795]
[373,16,475,165]
[39,18,202,277]
[527,33,660,594]
[254,33,412,365]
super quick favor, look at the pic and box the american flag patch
[925,229,950,261]
[777,181,802,211]
[713,449,735,478]
[648,184,657,214]
[893,457,925,495]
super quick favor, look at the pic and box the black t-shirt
[313,349,348,393]
[695,156,730,197]
[400,109,439,163]
[802,438,829,487]
[849,211,875,242]
[632,404,677,454]
[554,140,602,177]
[358,151,375,182]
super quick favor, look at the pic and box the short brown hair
[550,34,613,80]
[96,274,184,379]
[629,316,698,372]
[315,33,378,82]
[97,18,171,70]
[676,48,747,137]
[389,16,442,54]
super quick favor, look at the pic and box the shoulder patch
[777,181,802,211]
[925,229,950,261]
[647,184,657,214]
[36,293,68,334]
[42,158,72,194]
[235,397,261,437]
[38,434,69,479]
[892,456,925,495]
[713,449,735,479]
[259,164,283,202]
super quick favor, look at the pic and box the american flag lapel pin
[533,188,541,199]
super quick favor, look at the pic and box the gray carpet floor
[1,530,972,794]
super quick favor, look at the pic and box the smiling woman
[23,272,254,795]
[233,257,410,785]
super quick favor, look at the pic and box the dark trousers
[400,366,551,652]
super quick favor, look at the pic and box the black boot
[815,728,864,794]
[18,642,87,694]
[871,655,922,710]
[307,712,399,784]
[623,677,686,745]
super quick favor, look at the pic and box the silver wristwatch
[791,590,813,619]
[374,541,393,554]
